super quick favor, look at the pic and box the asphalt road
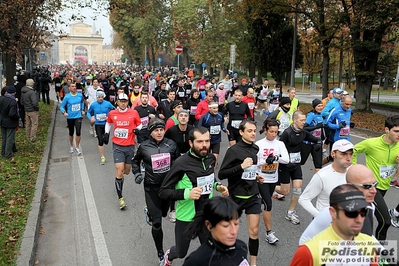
[33,104,399,266]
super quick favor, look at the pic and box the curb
[16,103,57,266]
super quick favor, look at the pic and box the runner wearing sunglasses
[299,164,377,244]
[353,115,399,239]
[291,184,378,266]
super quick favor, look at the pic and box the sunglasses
[337,207,368,218]
[352,181,378,190]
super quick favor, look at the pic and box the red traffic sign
[175,45,183,54]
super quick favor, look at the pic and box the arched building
[57,22,103,64]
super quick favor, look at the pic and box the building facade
[58,22,104,64]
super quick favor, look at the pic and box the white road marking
[77,151,112,266]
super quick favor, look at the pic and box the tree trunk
[354,78,372,112]
[4,52,16,86]
[248,64,255,80]
[321,41,330,97]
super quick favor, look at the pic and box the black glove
[103,133,110,145]
[314,140,322,152]
[339,121,346,128]
[133,128,139,134]
[135,173,144,184]
[266,154,279,164]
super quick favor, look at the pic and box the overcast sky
[60,6,113,45]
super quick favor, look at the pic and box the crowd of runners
[20,64,399,265]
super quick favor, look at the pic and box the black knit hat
[279,97,291,107]
[312,99,322,108]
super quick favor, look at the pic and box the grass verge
[0,101,53,265]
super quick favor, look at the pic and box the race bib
[231,120,242,129]
[55,83,61,87]
[178,91,185,97]
[272,98,279,104]
[190,106,197,115]
[210,125,221,135]
[186,89,191,95]
[280,121,290,131]
[151,153,171,173]
[71,104,80,111]
[96,113,106,121]
[241,165,257,180]
[238,259,250,266]
[197,174,214,195]
[248,102,255,109]
[313,128,322,137]
[199,85,205,90]
[140,116,149,128]
[261,162,278,175]
[380,165,397,179]
[109,95,115,102]
[114,128,128,139]
[339,126,350,137]
[289,152,301,164]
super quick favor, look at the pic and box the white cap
[332,139,355,152]
[117,93,128,101]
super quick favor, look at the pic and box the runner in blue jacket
[198,101,227,166]
[87,90,115,164]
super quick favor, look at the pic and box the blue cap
[333,88,343,94]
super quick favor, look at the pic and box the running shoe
[119,197,127,210]
[75,148,82,156]
[100,157,106,165]
[169,211,176,223]
[157,250,164,262]
[93,130,97,138]
[265,231,279,244]
[143,206,152,226]
[286,210,300,225]
[390,179,399,189]
[69,146,74,154]
[389,209,399,228]
[89,126,94,135]
[159,249,172,266]
[272,191,285,200]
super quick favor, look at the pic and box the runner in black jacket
[131,118,179,262]
[158,127,228,266]
[182,197,249,266]
[218,120,262,266]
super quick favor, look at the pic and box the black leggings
[95,125,105,146]
[168,220,207,261]
[67,118,82,136]
[374,189,391,240]
[144,186,169,252]
[258,182,276,211]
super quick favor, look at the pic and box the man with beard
[224,89,253,146]
[129,84,141,106]
[291,184,378,266]
[158,127,228,266]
